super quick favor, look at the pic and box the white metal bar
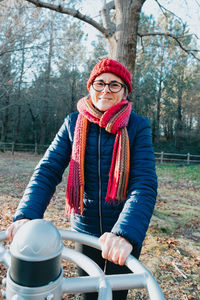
[0,231,6,241]
[62,247,112,300]
[0,231,11,267]
[59,230,165,300]
[0,244,11,267]
[62,273,146,294]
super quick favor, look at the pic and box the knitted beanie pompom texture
[87,58,132,94]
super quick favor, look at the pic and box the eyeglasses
[92,80,126,93]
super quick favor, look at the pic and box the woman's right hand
[6,219,30,242]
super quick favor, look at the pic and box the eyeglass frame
[91,80,127,93]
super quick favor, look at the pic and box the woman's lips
[99,98,112,101]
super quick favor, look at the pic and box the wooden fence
[0,142,200,164]
[0,142,49,155]
[155,152,200,164]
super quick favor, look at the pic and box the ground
[0,152,199,300]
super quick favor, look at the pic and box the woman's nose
[102,84,111,93]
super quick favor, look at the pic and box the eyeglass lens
[92,81,124,93]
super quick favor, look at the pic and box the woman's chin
[95,103,112,112]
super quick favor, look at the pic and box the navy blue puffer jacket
[14,110,157,258]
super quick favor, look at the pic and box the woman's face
[90,72,126,112]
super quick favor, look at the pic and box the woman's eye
[111,83,120,88]
[96,82,104,87]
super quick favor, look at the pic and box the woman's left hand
[99,232,133,266]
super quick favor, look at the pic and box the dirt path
[0,152,199,299]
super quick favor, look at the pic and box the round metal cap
[10,219,63,261]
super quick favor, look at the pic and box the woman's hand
[6,219,30,242]
[99,232,133,266]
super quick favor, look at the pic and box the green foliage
[135,13,200,153]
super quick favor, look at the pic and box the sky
[79,0,200,51]
[142,0,200,36]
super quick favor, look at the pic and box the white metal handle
[0,228,165,299]
[59,229,165,300]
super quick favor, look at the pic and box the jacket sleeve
[13,115,72,221]
[111,116,157,258]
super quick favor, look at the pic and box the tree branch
[24,0,109,36]
[194,0,200,8]
[0,103,17,112]
[100,0,116,36]
[0,45,45,57]
[138,32,200,62]
[154,0,184,24]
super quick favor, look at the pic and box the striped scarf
[66,96,132,214]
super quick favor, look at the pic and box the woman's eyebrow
[95,79,120,83]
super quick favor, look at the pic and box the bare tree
[39,11,54,145]
[23,0,200,81]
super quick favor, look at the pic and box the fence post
[160,152,164,164]
[12,142,15,155]
[35,143,38,155]
[0,142,5,152]
[187,153,190,165]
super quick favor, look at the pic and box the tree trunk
[0,31,12,142]
[28,103,38,144]
[106,0,146,78]
[155,78,162,145]
[155,63,164,145]
[1,94,10,142]
[25,0,147,83]
[14,38,25,143]
[70,69,77,113]
[40,12,54,145]
[176,80,183,150]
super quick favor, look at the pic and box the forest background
[0,0,200,154]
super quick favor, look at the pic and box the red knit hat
[87,58,132,94]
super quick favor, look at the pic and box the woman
[7,58,157,300]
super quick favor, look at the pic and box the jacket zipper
[98,127,103,235]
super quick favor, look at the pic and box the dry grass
[0,152,200,299]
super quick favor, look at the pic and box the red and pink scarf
[66,96,132,214]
